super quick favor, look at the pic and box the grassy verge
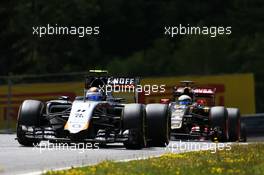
[45,143,264,175]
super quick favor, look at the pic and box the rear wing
[173,86,216,106]
[173,86,216,97]
[193,87,216,106]
[85,75,140,102]
[85,76,140,89]
[193,87,216,97]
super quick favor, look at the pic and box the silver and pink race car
[16,71,170,149]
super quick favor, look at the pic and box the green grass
[45,143,264,175]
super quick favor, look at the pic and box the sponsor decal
[194,88,214,94]
[107,77,135,85]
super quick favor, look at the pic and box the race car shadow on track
[29,141,168,152]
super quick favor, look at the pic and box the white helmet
[178,95,192,105]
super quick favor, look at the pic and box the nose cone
[65,100,99,134]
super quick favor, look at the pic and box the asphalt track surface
[0,134,257,175]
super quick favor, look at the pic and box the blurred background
[0,0,264,132]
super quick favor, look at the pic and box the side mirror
[58,96,70,101]
[160,98,170,104]
[112,98,126,103]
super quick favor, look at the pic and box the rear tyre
[240,122,247,142]
[146,104,170,147]
[210,106,229,142]
[227,108,240,142]
[123,104,146,149]
[17,100,44,146]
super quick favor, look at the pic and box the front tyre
[210,106,229,142]
[17,100,44,146]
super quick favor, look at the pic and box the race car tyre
[17,100,44,146]
[123,104,146,149]
[240,122,247,142]
[146,104,170,147]
[227,108,240,142]
[210,106,229,142]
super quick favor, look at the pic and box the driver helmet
[86,87,103,101]
[178,95,192,105]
